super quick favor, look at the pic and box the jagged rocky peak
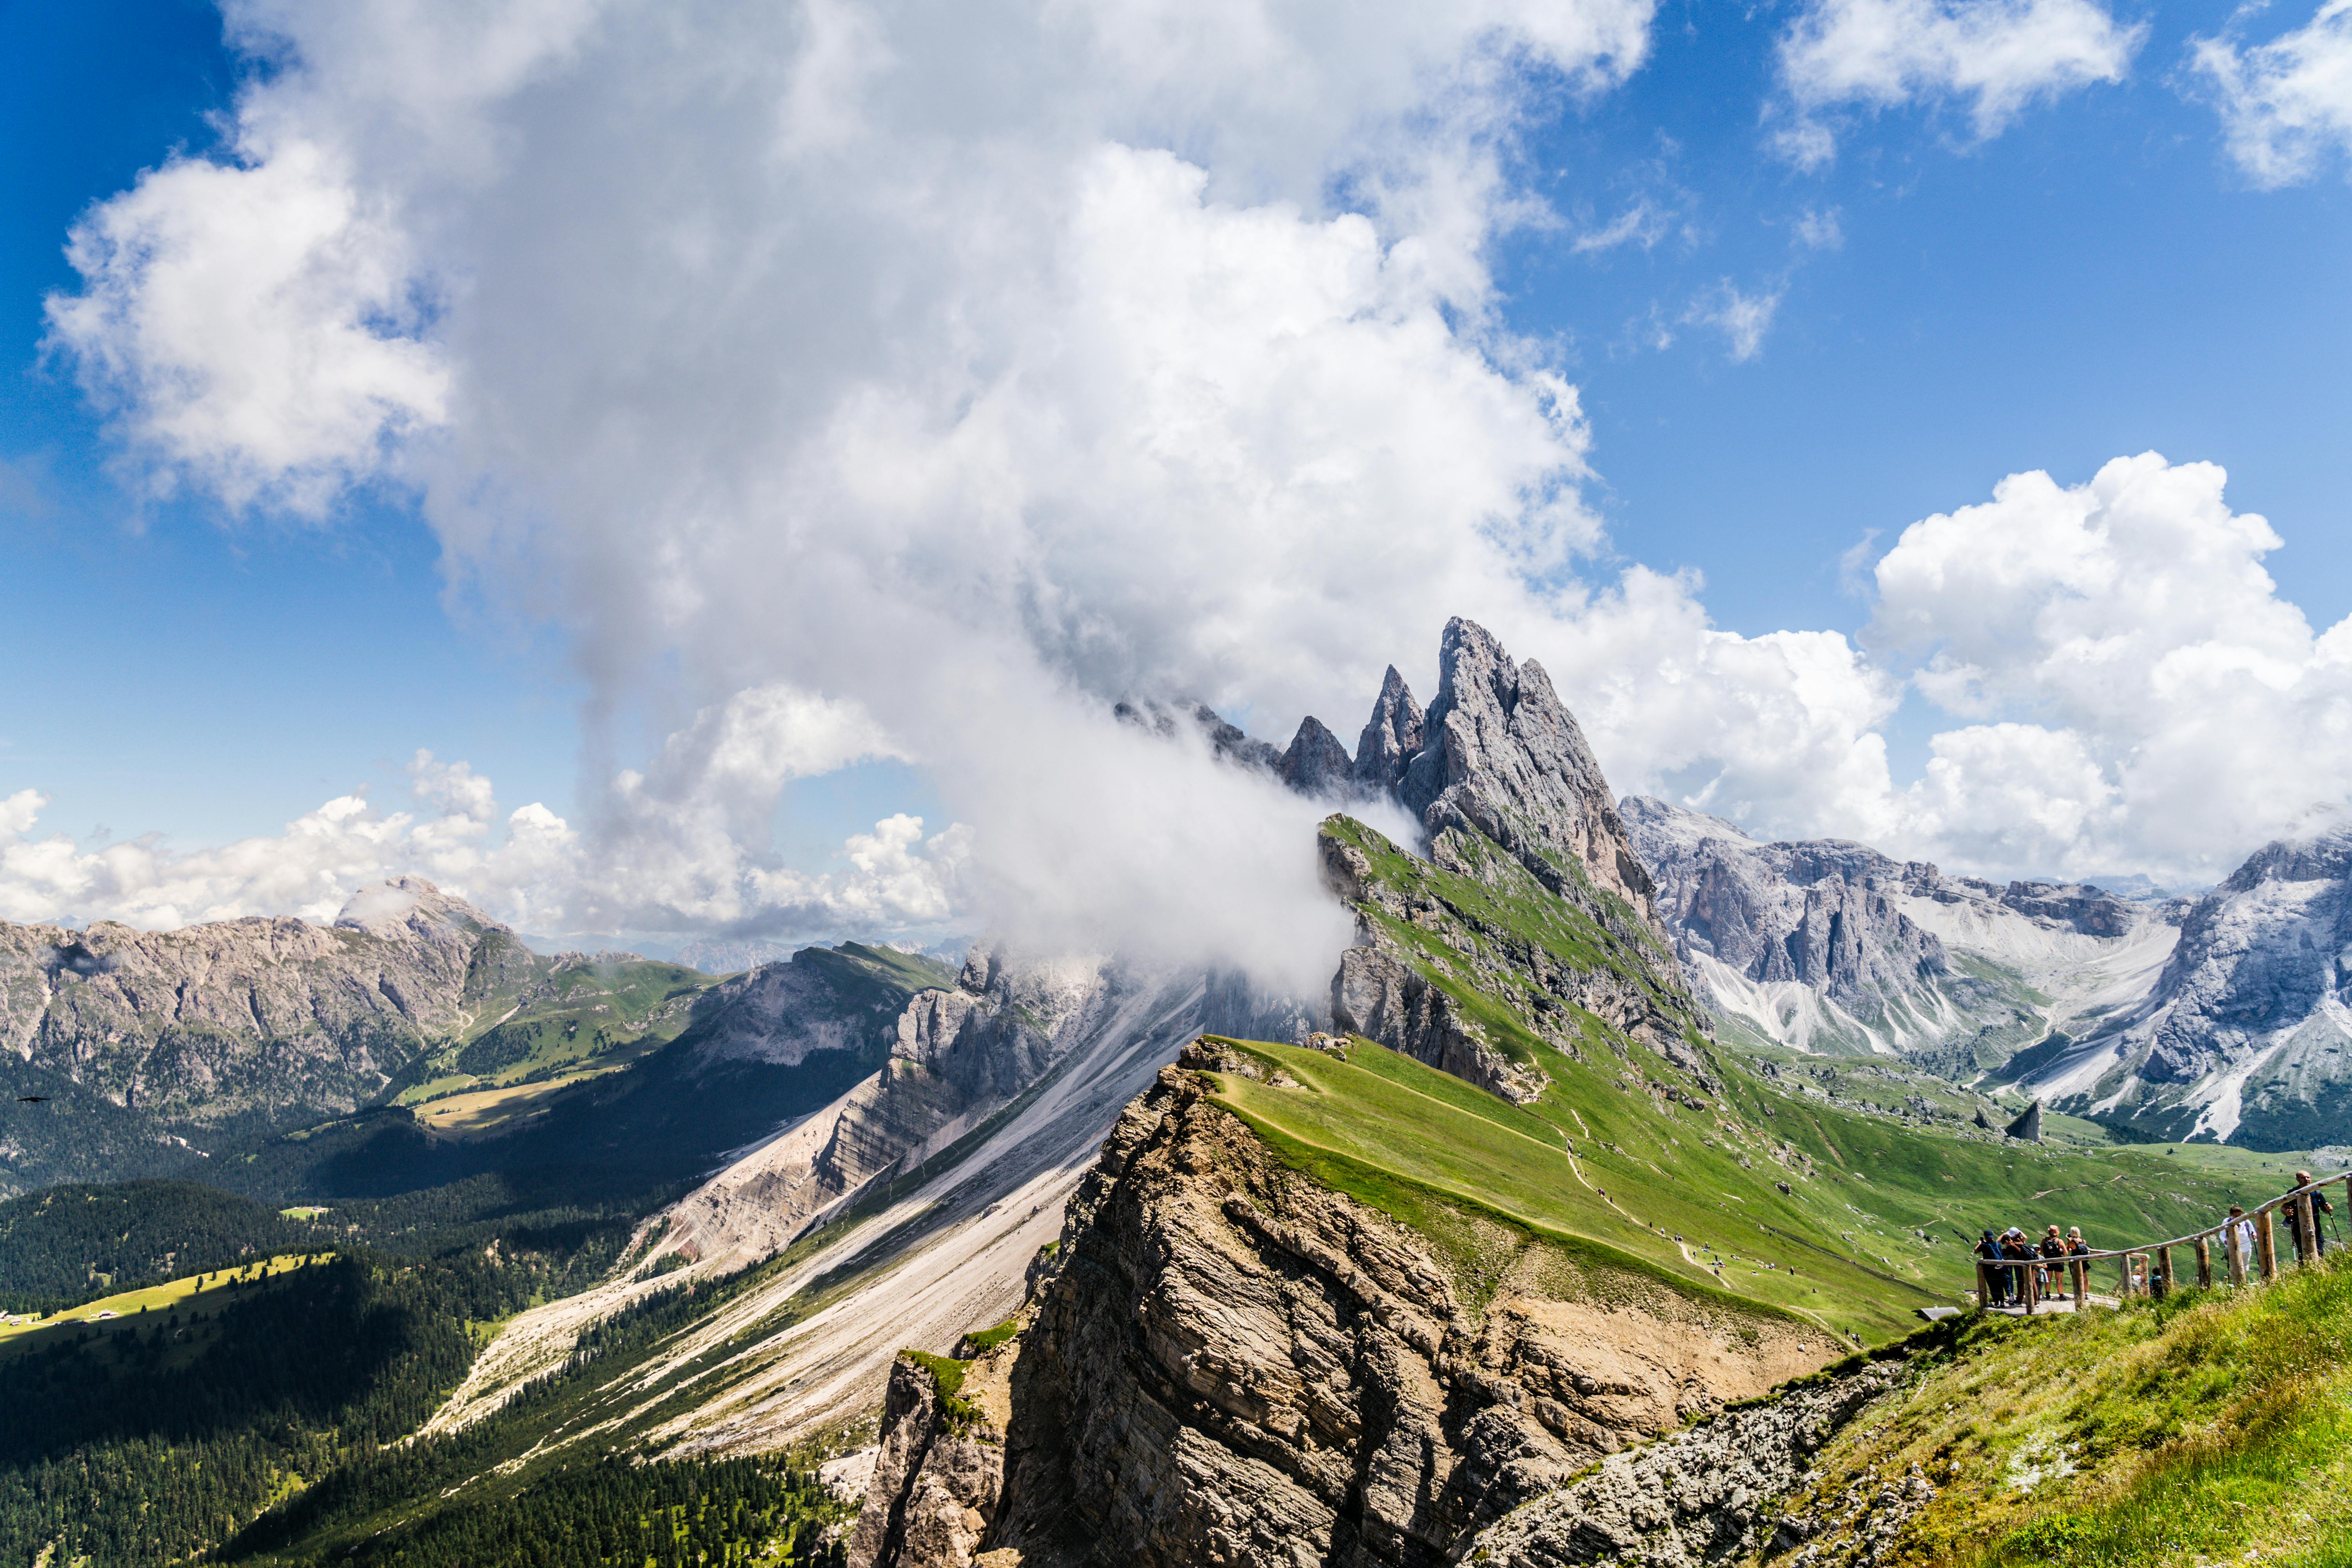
[2040,813,2352,1145]
[1392,616,1659,921]
[1277,713,1353,795]
[1111,697,1282,772]
[1350,663,1424,791]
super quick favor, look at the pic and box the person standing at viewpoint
[2282,1170,2334,1260]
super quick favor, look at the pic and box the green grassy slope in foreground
[1299,813,2296,1345]
[1770,1252,2352,1567]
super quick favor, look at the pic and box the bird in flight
[16,1096,49,1103]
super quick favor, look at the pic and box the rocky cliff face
[1394,619,1660,925]
[1300,622,1704,1104]
[670,943,947,1068]
[1622,797,2179,1077]
[651,941,1318,1269]
[852,1046,1843,1568]
[2020,817,2352,1148]
[1319,819,1705,1106]
[656,947,1069,1265]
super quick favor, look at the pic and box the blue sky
[4,0,2350,942]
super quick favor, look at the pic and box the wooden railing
[1972,1171,2348,1311]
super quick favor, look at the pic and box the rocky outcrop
[1397,619,1660,926]
[660,949,1060,1259]
[1278,716,1356,797]
[1458,1359,1905,1568]
[862,1051,1840,1568]
[1352,666,1425,795]
[652,949,1319,1274]
[1330,943,1545,1103]
[1318,816,1710,1106]
[850,1356,1010,1568]
[670,943,953,1067]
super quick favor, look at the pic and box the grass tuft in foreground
[1764,1251,2352,1566]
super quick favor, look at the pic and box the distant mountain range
[0,878,948,1198]
[1626,797,2352,1149]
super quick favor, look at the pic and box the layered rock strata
[0,877,494,1124]
[853,1046,1839,1568]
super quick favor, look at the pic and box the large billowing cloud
[38,0,1661,993]
[1860,452,2352,880]
[2193,0,2352,187]
[1770,0,2142,165]
[29,1,2351,976]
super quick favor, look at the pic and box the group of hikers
[1974,1224,2093,1305]
[1974,1171,2339,1308]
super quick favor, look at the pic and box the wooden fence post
[2118,1254,2133,1298]
[2257,1210,2279,1281]
[2302,1193,2321,1265]
[2156,1245,2174,1298]
[2073,1257,2088,1301]
[2195,1234,2212,1289]
[2226,1222,2248,1287]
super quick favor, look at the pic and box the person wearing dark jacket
[2283,1170,2335,1260]
[2000,1229,2038,1305]
[1974,1230,2012,1306]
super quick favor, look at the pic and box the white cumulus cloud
[1861,452,2352,879]
[2193,0,2352,187]
[1773,0,2143,165]
[0,751,967,945]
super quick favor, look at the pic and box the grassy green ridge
[1766,1251,2352,1567]
[401,955,724,1106]
[1323,815,1700,1070]
[1309,814,2292,1345]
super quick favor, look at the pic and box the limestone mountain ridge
[0,880,946,1196]
[2017,813,2352,1147]
[1622,795,2352,1148]
[1621,796,2184,1080]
